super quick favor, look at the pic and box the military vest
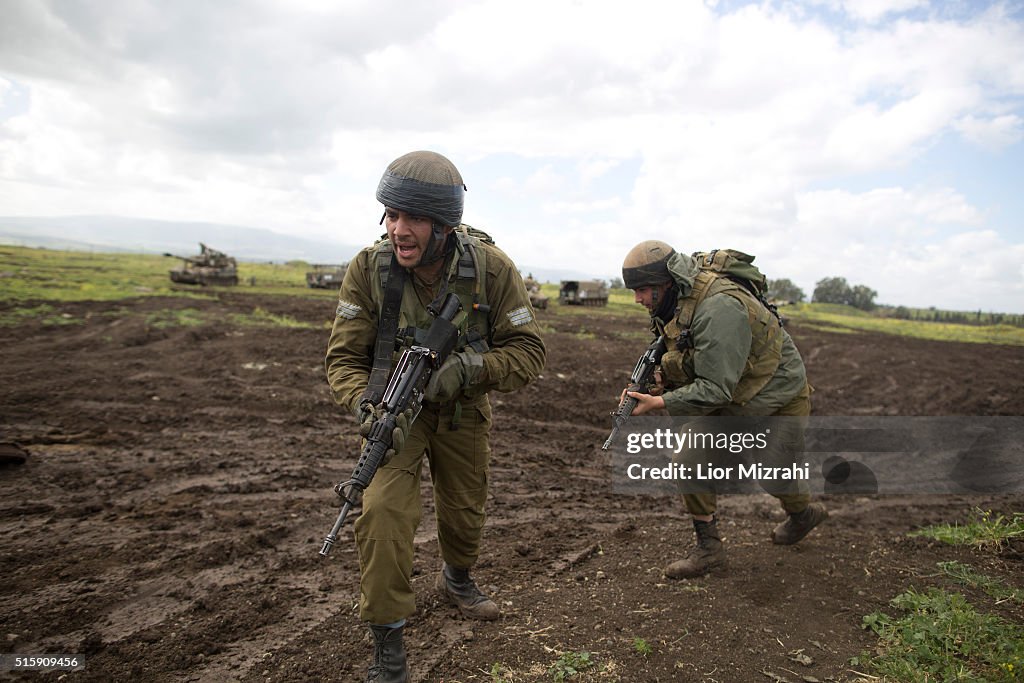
[371,224,493,362]
[659,250,783,406]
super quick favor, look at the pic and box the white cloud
[0,0,1022,311]
[841,0,928,24]
[955,114,1024,150]
[523,165,567,196]
[874,230,1024,310]
[577,158,621,186]
[775,187,1016,311]
[797,186,983,238]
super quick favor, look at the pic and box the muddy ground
[1,291,1021,682]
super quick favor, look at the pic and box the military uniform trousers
[354,398,492,624]
[679,383,812,517]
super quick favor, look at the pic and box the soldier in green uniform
[325,151,546,683]
[618,240,827,579]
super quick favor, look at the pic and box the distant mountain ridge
[0,215,358,263]
[0,214,607,283]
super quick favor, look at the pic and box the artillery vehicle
[305,263,348,289]
[164,243,239,286]
[558,279,608,307]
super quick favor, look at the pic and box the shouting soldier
[325,151,546,682]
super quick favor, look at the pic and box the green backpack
[689,248,780,322]
[664,248,785,404]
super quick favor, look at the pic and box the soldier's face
[633,282,672,314]
[384,208,449,268]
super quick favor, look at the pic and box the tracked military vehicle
[558,279,608,307]
[305,263,348,289]
[164,243,239,286]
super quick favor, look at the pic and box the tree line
[766,277,1024,327]
[604,275,1022,327]
[767,276,877,310]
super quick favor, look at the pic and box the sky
[1,0,1022,313]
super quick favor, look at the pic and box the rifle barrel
[319,499,354,557]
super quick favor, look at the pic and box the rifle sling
[361,253,407,408]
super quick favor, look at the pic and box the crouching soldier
[617,240,827,579]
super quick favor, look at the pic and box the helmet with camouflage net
[622,240,676,289]
[376,150,466,227]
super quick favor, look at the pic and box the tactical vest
[659,250,783,406]
[372,224,493,361]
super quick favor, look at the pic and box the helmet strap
[415,223,452,268]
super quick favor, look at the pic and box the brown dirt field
[0,292,1021,682]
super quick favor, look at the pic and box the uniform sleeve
[662,295,751,416]
[477,246,547,392]
[324,248,378,414]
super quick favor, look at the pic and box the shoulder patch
[506,305,533,327]
[336,300,362,320]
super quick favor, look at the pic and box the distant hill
[0,214,610,283]
[0,215,360,263]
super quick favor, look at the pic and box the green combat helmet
[622,240,676,289]
[376,150,467,267]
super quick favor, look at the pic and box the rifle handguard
[601,336,667,451]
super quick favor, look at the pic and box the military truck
[306,263,348,289]
[164,243,238,286]
[522,273,549,310]
[558,280,608,307]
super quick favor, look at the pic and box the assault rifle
[601,335,667,450]
[319,292,463,557]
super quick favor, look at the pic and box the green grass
[909,508,1024,552]
[548,651,597,681]
[632,637,652,657]
[488,661,514,682]
[801,324,862,335]
[859,510,1024,681]
[783,303,1024,346]
[0,246,178,301]
[228,307,321,329]
[5,246,1021,347]
[0,303,84,327]
[537,282,1024,346]
[144,308,206,329]
[540,285,648,319]
[0,245,334,303]
[937,561,1023,605]
[861,587,1023,682]
[239,259,339,297]
[878,304,1024,327]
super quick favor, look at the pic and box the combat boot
[772,503,828,545]
[366,624,409,683]
[665,517,726,579]
[435,563,500,620]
